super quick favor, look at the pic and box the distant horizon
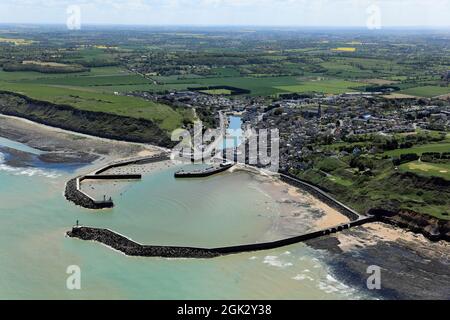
[1,23,450,30]
[1,1,450,28]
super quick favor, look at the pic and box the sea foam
[0,152,60,178]
[263,255,293,268]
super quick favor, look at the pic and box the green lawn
[400,161,450,180]
[384,143,450,157]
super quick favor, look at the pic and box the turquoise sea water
[0,137,369,299]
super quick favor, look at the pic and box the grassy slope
[296,156,450,220]
[400,161,450,180]
[0,66,193,132]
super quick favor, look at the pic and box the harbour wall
[83,174,142,180]
[174,164,234,178]
[67,216,378,258]
[65,178,114,209]
[94,154,169,175]
[279,172,361,221]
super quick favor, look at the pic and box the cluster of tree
[188,85,250,95]
[392,153,419,166]
[421,152,450,163]
[364,84,401,92]
[344,132,446,153]
[2,62,89,74]
[349,156,375,171]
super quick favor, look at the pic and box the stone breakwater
[64,153,170,209]
[67,227,221,258]
[67,216,377,258]
[65,178,113,209]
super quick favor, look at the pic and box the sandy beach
[335,221,450,256]
[228,166,351,241]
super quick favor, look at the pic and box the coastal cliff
[0,91,174,148]
[369,208,450,241]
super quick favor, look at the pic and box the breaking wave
[317,274,356,296]
[263,255,293,268]
[0,152,60,178]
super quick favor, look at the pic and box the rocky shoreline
[306,222,450,300]
[373,209,450,242]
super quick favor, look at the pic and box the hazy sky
[0,0,449,27]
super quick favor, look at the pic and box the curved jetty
[174,162,234,178]
[67,215,377,258]
[65,153,169,209]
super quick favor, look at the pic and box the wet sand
[0,114,162,166]
[230,167,350,240]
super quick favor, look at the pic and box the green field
[199,89,232,95]
[0,66,129,81]
[21,74,152,87]
[399,85,450,98]
[0,65,195,131]
[274,79,365,94]
[153,75,304,96]
[147,75,369,96]
[400,161,450,180]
